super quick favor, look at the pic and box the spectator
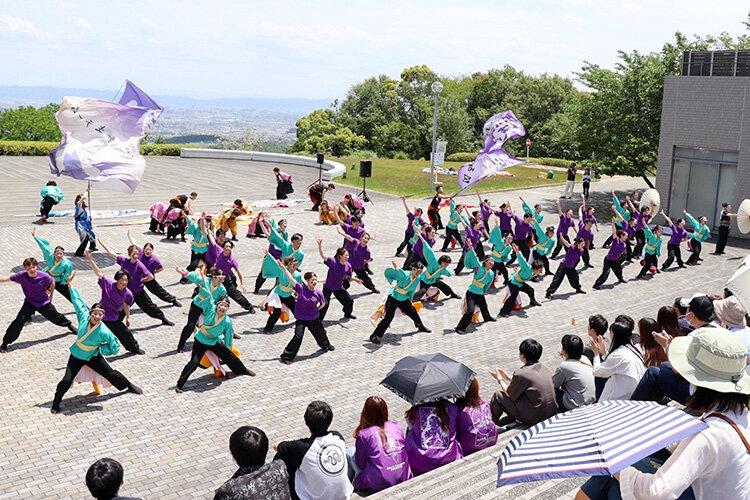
[404,398,463,476]
[713,296,750,374]
[214,426,291,500]
[673,297,694,334]
[638,318,668,367]
[455,379,498,455]
[591,322,646,401]
[85,458,141,500]
[657,305,685,339]
[490,339,558,426]
[582,314,609,364]
[273,401,352,500]
[580,328,750,499]
[684,294,719,330]
[553,334,596,411]
[347,396,412,493]
[562,162,577,199]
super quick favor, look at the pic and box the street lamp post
[429,81,443,193]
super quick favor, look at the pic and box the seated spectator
[684,294,718,331]
[582,314,609,364]
[347,396,412,493]
[553,334,596,411]
[673,297,694,334]
[713,296,750,375]
[85,458,141,500]
[273,401,352,500]
[404,398,463,476]
[590,322,645,401]
[657,305,685,339]
[490,339,558,426]
[637,318,668,367]
[214,426,291,500]
[578,328,750,499]
[455,379,498,454]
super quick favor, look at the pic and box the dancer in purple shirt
[593,218,629,290]
[454,211,487,275]
[626,195,655,257]
[575,205,595,269]
[496,202,514,238]
[279,271,334,364]
[550,200,576,259]
[339,229,379,294]
[510,207,534,261]
[407,225,436,270]
[317,236,360,322]
[476,192,494,237]
[1,257,75,352]
[545,238,586,298]
[660,211,689,270]
[127,231,181,308]
[98,238,175,326]
[395,196,423,257]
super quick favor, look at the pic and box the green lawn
[331,157,579,198]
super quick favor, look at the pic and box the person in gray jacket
[553,334,596,411]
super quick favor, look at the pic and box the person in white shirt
[589,322,645,401]
[553,334,596,410]
[577,327,750,500]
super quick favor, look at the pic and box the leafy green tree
[0,103,61,142]
[290,109,366,156]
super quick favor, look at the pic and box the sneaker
[245,306,256,314]
[545,292,553,299]
[128,384,143,395]
[371,288,380,294]
[136,349,146,355]
[233,332,241,339]
[67,325,77,335]
[528,300,542,307]
[162,318,175,326]
[369,335,381,344]
[450,294,461,299]
[172,299,183,308]
[231,236,238,242]
[280,359,292,365]
[575,289,586,294]
[486,317,497,322]
[417,325,431,333]
[456,329,468,335]
[343,314,357,320]
[179,277,189,285]
[592,285,601,290]
[326,344,335,351]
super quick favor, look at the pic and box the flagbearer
[32,227,75,303]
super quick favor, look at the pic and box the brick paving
[0,156,746,499]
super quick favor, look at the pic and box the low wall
[179,148,345,181]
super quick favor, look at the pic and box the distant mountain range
[0,85,331,114]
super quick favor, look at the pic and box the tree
[0,103,61,142]
[289,109,366,156]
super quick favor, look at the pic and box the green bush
[0,140,200,156]
[140,144,198,156]
[527,157,575,168]
[446,152,476,162]
[348,150,378,159]
[393,151,409,160]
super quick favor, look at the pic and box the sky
[0,0,748,100]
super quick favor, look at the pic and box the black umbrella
[380,353,476,405]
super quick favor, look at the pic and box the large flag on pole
[48,81,162,193]
[456,111,525,196]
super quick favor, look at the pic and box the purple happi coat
[404,402,463,476]
[353,421,413,492]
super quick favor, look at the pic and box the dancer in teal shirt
[684,211,710,265]
[32,227,74,302]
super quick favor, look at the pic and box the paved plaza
[0,156,747,499]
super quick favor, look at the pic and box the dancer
[262,255,301,335]
[180,215,209,282]
[254,219,303,294]
[98,238,175,326]
[127,231,181,307]
[441,199,465,252]
[149,201,168,233]
[635,224,664,280]
[217,199,248,241]
[370,261,429,344]
[604,190,631,248]
[455,248,496,335]
[169,192,197,215]
[428,185,449,229]
[32,227,74,303]
[337,215,365,253]
[50,274,142,414]
[1,257,76,353]
[488,222,513,286]
[85,251,144,355]
[498,245,543,318]
[164,205,187,241]
[592,218,629,289]
[174,265,227,352]
[395,196,423,257]
[660,211,688,270]
[411,223,459,302]
[317,236,358,321]
[175,296,256,392]
[496,202,514,238]
[405,224,436,270]
[246,211,271,238]
[308,182,335,211]
[685,210,711,265]
[206,230,255,313]
[530,221,556,277]
[510,204,534,261]
[273,167,294,199]
[714,201,737,255]
[318,200,337,225]
[580,194,599,247]
[279,270,334,364]
[338,229,379,294]
[37,180,63,224]
[454,211,486,275]
[520,196,543,224]
[575,205,595,269]
[73,186,97,257]
[476,193,494,235]
[545,238,586,299]
[550,200,575,259]
[625,196,655,257]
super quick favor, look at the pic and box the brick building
[655,50,750,238]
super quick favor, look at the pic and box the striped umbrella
[497,400,707,487]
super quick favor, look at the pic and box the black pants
[412,280,457,302]
[281,319,330,362]
[54,282,73,303]
[582,181,590,199]
[145,279,176,304]
[149,218,164,232]
[133,290,166,321]
[225,275,254,311]
[532,251,551,274]
[546,265,581,295]
[593,258,624,288]
[104,313,141,354]
[403,251,427,271]
[637,253,658,278]
[52,354,132,411]
[310,191,322,211]
[186,251,207,272]
[253,272,267,294]
[319,286,353,320]
[177,339,251,389]
[493,261,509,285]
[517,239,531,261]
[74,234,97,256]
[372,296,425,339]
[633,230,646,257]
[178,303,204,351]
[456,292,493,331]
[687,240,702,265]
[603,233,614,248]
[582,247,591,267]
[499,282,536,317]
[551,233,570,258]
[428,209,443,230]
[353,268,377,292]
[625,239,633,261]
[40,196,57,218]
[396,231,412,255]
[715,226,729,254]
[3,300,72,349]
[442,227,463,251]
[166,221,185,240]
[662,243,684,269]
[264,295,297,333]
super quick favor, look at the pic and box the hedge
[446,152,476,162]
[446,152,578,168]
[0,140,199,156]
